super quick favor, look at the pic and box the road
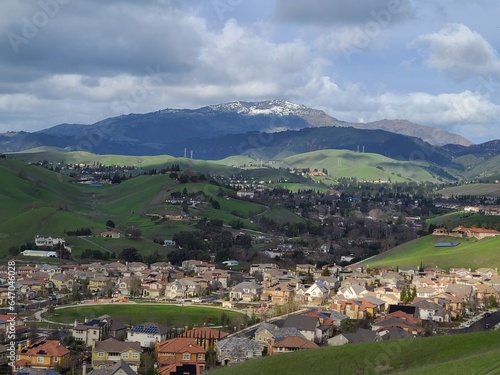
[448,310,500,334]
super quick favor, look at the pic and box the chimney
[74,320,78,327]
[82,360,87,375]
[26,339,30,347]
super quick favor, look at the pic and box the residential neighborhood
[2,254,499,374]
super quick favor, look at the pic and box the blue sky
[1,0,500,143]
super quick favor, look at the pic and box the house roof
[387,304,417,316]
[19,340,70,357]
[272,336,319,349]
[130,322,168,335]
[343,328,379,344]
[156,337,204,355]
[93,338,141,353]
[273,327,305,341]
[283,315,319,331]
[255,322,279,335]
[216,337,262,355]
[87,359,137,375]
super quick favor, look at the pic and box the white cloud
[410,23,500,81]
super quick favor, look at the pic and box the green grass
[359,234,500,271]
[44,303,245,328]
[259,206,305,225]
[209,330,500,375]
[427,211,500,229]
[282,149,443,183]
[437,183,500,198]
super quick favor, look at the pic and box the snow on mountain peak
[210,100,309,116]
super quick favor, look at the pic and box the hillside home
[328,328,382,346]
[270,335,319,354]
[215,337,263,366]
[229,281,263,302]
[127,322,169,348]
[91,338,141,372]
[283,315,328,343]
[155,337,206,375]
[164,279,201,299]
[412,300,450,322]
[261,282,295,305]
[15,340,70,371]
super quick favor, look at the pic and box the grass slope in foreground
[44,304,244,328]
[209,330,500,375]
[358,235,500,271]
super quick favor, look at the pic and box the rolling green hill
[1,157,301,258]
[358,234,500,271]
[209,330,500,375]
[437,183,500,198]
[281,149,445,183]
[8,147,238,174]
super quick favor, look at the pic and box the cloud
[410,23,500,81]
[273,0,414,26]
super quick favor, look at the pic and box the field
[210,330,500,375]
[358,234,500,270]
[43,303,245,328]
[282,149,443,183]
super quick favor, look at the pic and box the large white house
[127,322,169,348]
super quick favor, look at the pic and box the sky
[1,0,500,143]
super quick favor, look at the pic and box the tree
[129,279,142,297]
[211,200,221,210]
[120,247,143,262]
[106,220,115,228]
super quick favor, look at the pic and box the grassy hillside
[282,149,444,183]
[1,157,304,258]
[359,234,500,271]
[209,330,500,375]
[437,183,500,198]
[8,147,237,174]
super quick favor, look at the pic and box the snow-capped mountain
[0,100,471,156]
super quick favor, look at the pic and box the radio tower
[190,150,193,160]
[183,148,187,158]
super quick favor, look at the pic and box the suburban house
[215,337,263,366]
[328,328,382,346]
[283,315,329,344]
[155,337,206,375]
[270,335,319,354]
[229,281,263,302]
[372,311,423,336]
[303,281,331,305]
[412,300,451,322]
[261,282,295,305]
[164,279,201,299]
[72,317,110,346]
[330,299,367,320]
[91,338,141,372]
[127,322,169,348]
[15,340,70,371]
[254,323,305,350]
[337,285,368,299]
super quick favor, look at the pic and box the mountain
[0,100,471,155]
